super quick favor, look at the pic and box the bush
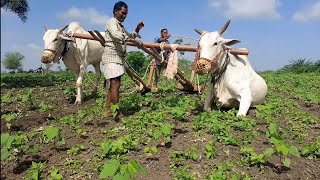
[280,59,320,73]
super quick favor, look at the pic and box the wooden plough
[68,31,249,93]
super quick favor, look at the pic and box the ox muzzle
[41,49,57,64]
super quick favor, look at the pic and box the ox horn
[195,29,204,35]
[44,26,49,32]
[218,19,231,35]
[58,25,68,33]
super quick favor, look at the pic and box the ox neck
[211,48,230,84]
[60,42,69,61]
[61,41,69,57]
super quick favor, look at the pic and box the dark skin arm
[158,35,171,42]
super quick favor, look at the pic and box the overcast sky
[1,0,319,72]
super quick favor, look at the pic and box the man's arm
[158,35,171,43]
[124,21,144,39]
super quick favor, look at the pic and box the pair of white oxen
[41,20,267,117]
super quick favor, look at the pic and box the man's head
[161,28,168,38]
[113,1,128,22]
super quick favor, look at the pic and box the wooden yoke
[72,33,249,55]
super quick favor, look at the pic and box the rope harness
[71,36,101,89]
[211,50,230,85]
[43,41,64,63]
[193,35,231,92]
[159,42,167,64]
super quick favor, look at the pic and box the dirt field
[1,72,319,180]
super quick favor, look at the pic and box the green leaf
[110,104,120,117]
[28,145,39,153]
[1,133,10,145]
[263,148,274,157]
[151,146,158,153]
[161,124,173,135]
[99,160,120,179]
[268,123,278,135]
[289,146,300,157]
[283,158,291,167]
[276,143,290,156]
[32,171,40,180]
[43,127,59,141]
[139,164,148,176]
[120,164,128,175]
[154,129,162,139]
[113,173,130,180]
[302,145,312,156]
[231,175,239,180]
[4,113,16,122]
[127,160,140,178]
[143,147,150,153]
[1,148,10,160]
[101,140,112,155]
[57,138,65,146]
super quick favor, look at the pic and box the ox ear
[222,39,241,46]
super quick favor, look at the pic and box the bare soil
[1,84,319,180]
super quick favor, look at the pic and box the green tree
[173,38,190,57]
[125,51,147,73]
[2,51,24,72]
[1,0,30,23]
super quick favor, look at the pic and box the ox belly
[249,73,268,105]
[213,73,267,109]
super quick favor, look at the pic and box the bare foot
[103,110,113,118]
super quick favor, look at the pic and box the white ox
[41,22,104,104]
[195,20,267,116]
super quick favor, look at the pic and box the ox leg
[237,90,252,116]
[93,63,101,94]
[204,83,214,112]
[75,65,86,105]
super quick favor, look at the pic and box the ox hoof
[74,100,82,105]
[236,112,246,117]
[203,107,212,112]
[92,87,98,94]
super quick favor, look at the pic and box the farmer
[102,1,144,120]
[154,28,171,87]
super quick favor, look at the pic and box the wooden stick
[147,59,156,86]
[88,31,104,46]
[71,32,249,55]
[190,70,195,82]
[125,66,151,92]
[94,30,106,44]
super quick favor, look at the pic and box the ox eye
[213,42,217,46]
[53,39,58,42]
